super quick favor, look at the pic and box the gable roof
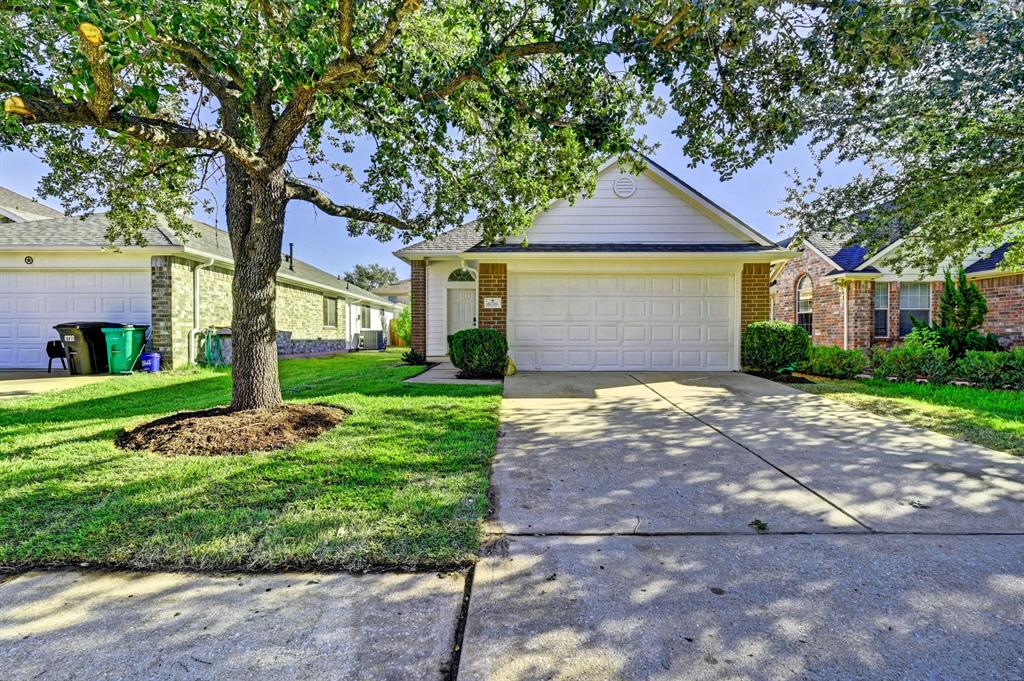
[394,156,780,259]
[0,187,65,220]
[0,211,397,308]
[965,242,1017,275]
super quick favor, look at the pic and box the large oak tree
[1,0,961,409]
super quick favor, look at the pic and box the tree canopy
[345,262,398,290]
[779,3,1022,272]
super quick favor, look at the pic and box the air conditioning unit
[358,329,386,351]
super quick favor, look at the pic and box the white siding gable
[510,162,753,245]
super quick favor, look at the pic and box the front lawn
[0,350,502,572]
[794,377,1024,456]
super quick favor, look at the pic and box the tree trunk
[225,167,287,411]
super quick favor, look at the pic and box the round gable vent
[612,175,637,198]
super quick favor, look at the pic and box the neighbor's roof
[0,210,396,307]
[0,188,66,220]
[372,278,411,296]
[965,242,1017,275]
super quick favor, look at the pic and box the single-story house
[394,158,794,371]
[372,278,411,304]
[771,232,1023,350]
[0,188,400,370]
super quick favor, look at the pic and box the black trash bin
[53,322,128,375]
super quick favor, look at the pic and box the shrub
[447,328,508,378]
[904,326,942,350]
[742,321,811,374]
[957,350,1018,389]
[401,349,427,365]
[798,346,868,379]
[395,303,412,346]
[919,347,955,385]
[872,343,930,382]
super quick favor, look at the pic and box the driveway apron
[459,371,1024,681]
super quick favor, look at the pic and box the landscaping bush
[956,350,1024,390]
[872,344,930,382]
[906,269,1002,358]
[919,347,955,385]
[395,303,412,346]
[401,349,427,365]
[447,328,508,378]
[742,321,810,374]
[798,346,868,379]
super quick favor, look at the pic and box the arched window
[448,268,476,282]
[796,276,813,334]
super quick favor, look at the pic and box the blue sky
[0,117,859,281]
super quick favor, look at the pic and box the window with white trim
[899,282,931,335]
[796,276,813,335]
[873,283,889,337]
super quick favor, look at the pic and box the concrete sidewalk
[0,371,113,399]
[0,570,464,681]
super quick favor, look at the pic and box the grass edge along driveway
[794,377,1024,457]
[0,351,501,573]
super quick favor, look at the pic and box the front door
[447,288,476,337]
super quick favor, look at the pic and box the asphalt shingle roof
[0,188,65,219]
[466,243,777,253]
[965,243,1016,274]
[0,211,391,305]
[394,222,482,256]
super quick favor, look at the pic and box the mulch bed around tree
[116,404,349,456]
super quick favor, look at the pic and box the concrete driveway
[460,371,1024,680]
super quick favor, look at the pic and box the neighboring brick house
[394,157,795,371]
[0,187,400,369]
[771,233,1023,350]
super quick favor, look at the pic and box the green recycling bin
[101,325,149,374]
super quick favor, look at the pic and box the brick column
[410,260,427,355]
[740,263,770,336]
[477,263,507,334]
[930,280,944,324]
[847,281,875,350]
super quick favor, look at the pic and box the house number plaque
[483,297,502,309]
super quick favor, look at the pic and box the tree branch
[286,178,414,231]
[158,38,243,101]
[4,94,266,175]
[77,23,116,122]
[338,0,355,56]
[421,41,582,101]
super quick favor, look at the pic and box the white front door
[447,288,476,336]
[507,272,737,371]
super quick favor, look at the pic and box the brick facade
[740,263,769,336]
[410,260,427,355]
[477,263,507,334]
[975,274,1024,348]
[773,248,1024,350]
[149,256,348,369]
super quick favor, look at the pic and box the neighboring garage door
[0,269,151,369]
[508,272,737,371]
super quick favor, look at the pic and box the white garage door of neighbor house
[0,269,151,369]
[508,273,737,371]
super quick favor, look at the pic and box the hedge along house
[395,158,796,372]
[0,188,400,370]
[771,232,1024,350]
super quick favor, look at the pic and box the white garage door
[0,269,151,369]
[508,272,737,371]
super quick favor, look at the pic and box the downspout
[187,258,215,364]
[842,283,849,350]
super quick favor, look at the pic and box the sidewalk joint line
[627,374,876,534]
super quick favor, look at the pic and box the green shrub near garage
[741,321,810,374]
[798,346,868,379]
[448,328,508,378]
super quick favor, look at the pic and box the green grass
[0,350,502,573]
[794,377,1024,456]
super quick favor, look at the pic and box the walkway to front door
[456,371,1024,680]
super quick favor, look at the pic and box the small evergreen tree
[395,302,412,346]
[939,268,987,333]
